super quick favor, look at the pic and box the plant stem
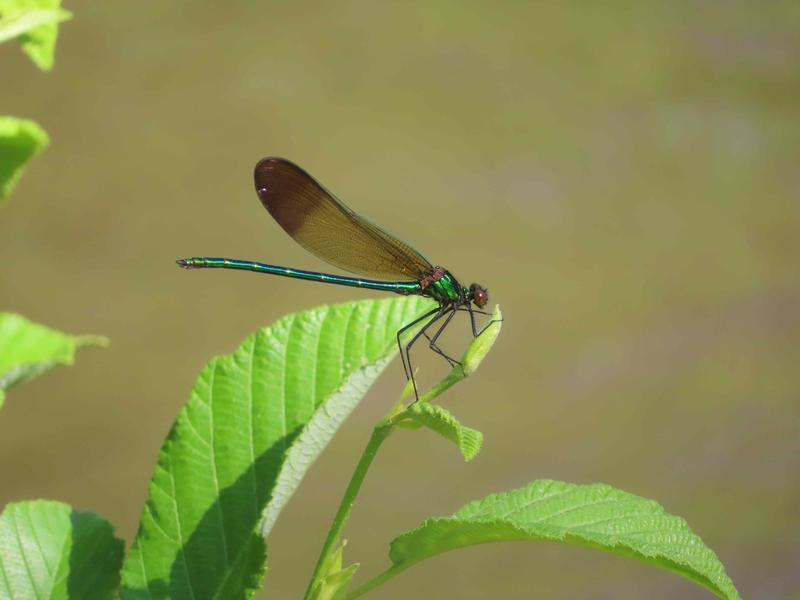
[303,307,501,599]
[303,418,395,599]
[344,563,410,599]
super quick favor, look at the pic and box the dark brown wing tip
[254,156,302,177]
[254,157,298,198]
[254,156,290,171]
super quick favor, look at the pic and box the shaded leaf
[398,402,482,461]
[0,116,48,203]
[0,500,124,600]
[0,312,107,406]
[389,479,740,600]
[121,296,434,599]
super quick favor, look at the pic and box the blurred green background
[2,1,798,598]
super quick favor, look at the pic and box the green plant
[0,0,71,71]
[1,3,102,394]
[0,312,106,407]
[1,5,122,596]
[1,296,741,598]
[0,4,741,597]
[1,0,101,403]
[1,0,71,204]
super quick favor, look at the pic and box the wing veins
[254,158,432,281]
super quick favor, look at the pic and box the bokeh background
[2,2,798,598]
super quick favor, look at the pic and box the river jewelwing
[177,157,492,399]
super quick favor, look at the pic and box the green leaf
[389,480,740,600]
[461,304,502,376]
[0,500,124,600]
[0,6,70,45]
[0,116,49,203]
[0,312,107,407]
[121,296,434,599]
[398,402,482,461]
[0,0,72,70]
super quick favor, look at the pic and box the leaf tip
[462,304,502,376]
[76,335,110,348]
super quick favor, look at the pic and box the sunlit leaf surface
[0,116,48,203]
[0,6,70,45]
[398,402,483,461]
[0,312,106,407]
[121,296,433,599]
[0,500,123,600]
[390,479,740,600]
[0,0,71,70]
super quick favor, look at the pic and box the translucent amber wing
[254,158,432,281]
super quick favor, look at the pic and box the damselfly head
[469,283,488,308]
